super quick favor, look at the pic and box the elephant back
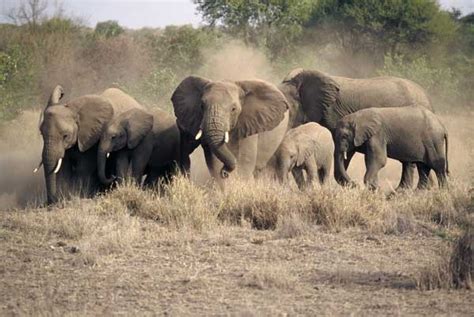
[334,76,433,112]
[101,88,145,115]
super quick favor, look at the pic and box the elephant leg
[304,157,318,188]
[363,139,387,190]
[238,135,258,179]
[291,167,305,190]
[431,156,448,189]
[75,150,98,197]
[318,166,329,185]
[416,163,431,190]
[115,151,130,183]
[180,140,192,176]
[397,162,415,190]
[131,147,152,186]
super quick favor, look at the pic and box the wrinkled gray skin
[276,122,334,189]
[97,108,182,186]
[39,86,144,205]
[95,92,149,186]
[171,76,289,187]
[279,68,434,189]
[334,106,449,190]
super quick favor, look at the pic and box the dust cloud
[0,111,45,209]
[198,40,275,82]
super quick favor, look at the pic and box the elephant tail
[444,133,450,176]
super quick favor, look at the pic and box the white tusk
[224,131,229,143]
[106,152,110,158]
[33,161,43,173]
[343,151,348,160]
[195,129,202,140]
[53,158,63,174]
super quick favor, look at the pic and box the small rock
[366,236,382,245]
[56,241,67,247]
[65,246,80,254]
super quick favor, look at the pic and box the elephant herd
[36,68,449,205]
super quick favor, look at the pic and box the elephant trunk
[97,148,115,185]
[42,138,64,204]
[334,149,352,186]
[203,106,237,176]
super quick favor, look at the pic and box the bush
[95,20,124,38]
[377,54,460,108]
[378,55,460,107]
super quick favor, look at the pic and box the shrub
[377,54,460,108]
[95,20,124,38]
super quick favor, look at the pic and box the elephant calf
[98,108,182,186]
[334,106,449,190]
[275,122,334,189]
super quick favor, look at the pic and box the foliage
[378,54,460,106]
[308,0,457,68]
[94,20,125,38]
[194,0,317,58]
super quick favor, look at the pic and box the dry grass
[240,265,296,290]
[3,197,143,266]
[93,175,472,237]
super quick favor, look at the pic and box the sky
[0,0,473,29]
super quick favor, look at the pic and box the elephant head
[281,68,341,129]
[171,76,288,178]
[39,85,114,204]
[276,129,316,183]
[334,112,382,185]
[97,108,153,185]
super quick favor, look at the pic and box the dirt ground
[0,213,472,316]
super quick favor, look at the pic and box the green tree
[308,0,457,64]
[95,20,124,38]
[194,0,317,58]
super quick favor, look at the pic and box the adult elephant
[171,76,289,186]
[280,68,433,189]
[38,85,144,204]
[96,107,182,186]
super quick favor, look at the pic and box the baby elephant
[275,122,334,189]
[97,108,182,186]
[334,106,449,190]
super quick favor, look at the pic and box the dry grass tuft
[97,177,217,231]
[274,212,311,239]
[240,265,296,290]
[217,178,303,229]
[416,228,473,290]
[451,229,474,289]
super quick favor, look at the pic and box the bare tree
[7,0,48,28]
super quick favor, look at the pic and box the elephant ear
[234,80,288,138]
[285,69,341,126]
[40,85,65,129]
[353,112,382,147]
[46,85,65,107]
[295,133,317,167]
[123,109,154,149]
[75,96,114,152]
[171,76,210,136]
